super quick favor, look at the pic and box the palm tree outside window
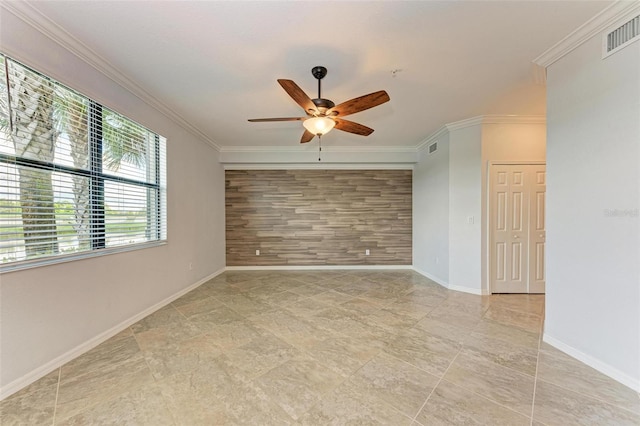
[0,54,167,269]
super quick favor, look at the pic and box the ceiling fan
[248,66,390,144]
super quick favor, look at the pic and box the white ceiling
[24,0,610,149]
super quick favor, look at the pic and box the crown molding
[445,116,485,132]
[1,1,221,151]
[415,114,546,152]
[218,145,418,153]
[218,145,418,165]
[223,163,414,170]
[444,114,546,130]
[448,114,545,129]
[481,114,546,125]
[531,62,547,85]
[533,1,640,68]
[414,116,484,153]
[415,126,449,152]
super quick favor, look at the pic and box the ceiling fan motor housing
[312,98,335,113]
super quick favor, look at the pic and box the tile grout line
[346,352,418,424]
[287,285,436,423]
[465,298,539,420]
[534,376,640,417]
[131,316,182,426]
[443,375,539,421]
[266,337,385,422]
[129,322,187,426]
[410,345,464,423]
[51,367,61,426]
[459,347,539,380]
[307,352,381,418]
[156,388,181,426]
[421,297,540,422]
[130,326,160,384]
[482,297,539,423]
[468,312,543,344]
[529,314,545,425]
[418,303,538,422]
[45,328,160,424]
[468,299,544,380]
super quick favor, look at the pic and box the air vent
[428,142,438,154]
[603,15,639,58]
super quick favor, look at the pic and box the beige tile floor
[2,270,639,425]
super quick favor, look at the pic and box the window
[0,54,166,270]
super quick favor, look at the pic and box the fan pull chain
[318,135,322,161]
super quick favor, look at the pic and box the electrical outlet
[256,249,260,256]
[189,262,193,270]
[365,249,370,256]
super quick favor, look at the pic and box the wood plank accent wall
[225,169,412,266]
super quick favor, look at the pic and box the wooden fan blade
[328,90,390,117]
[334,118,374,136]
[301,129,315,143]
[248,117,305,122]
[277,79,318,115]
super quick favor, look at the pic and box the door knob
[514,235,520,239]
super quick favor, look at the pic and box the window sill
[0,240,168,274]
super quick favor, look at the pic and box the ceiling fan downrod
[310,66,335,114]
[311,66,327,99]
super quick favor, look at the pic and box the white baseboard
[411,267,448,289]
[412,267,489,295]
[0,267,225,401]
[543,334,640,392]
[448,283,489,296]
[225,265,413,271]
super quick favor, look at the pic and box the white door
[528,165,546,293]
[489,164,546,294]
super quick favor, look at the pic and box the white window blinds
[0,54,166,269]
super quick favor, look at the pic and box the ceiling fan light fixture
[248,67,390,142]
[303,116,335,136]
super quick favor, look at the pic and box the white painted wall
[545,33,640,390]
[414,118,544,295]
[480,122,546,290]
[413,133,450,283]
[0,9,226,395]
[447,125,483,293]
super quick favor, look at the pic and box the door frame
[485,161,546,294]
